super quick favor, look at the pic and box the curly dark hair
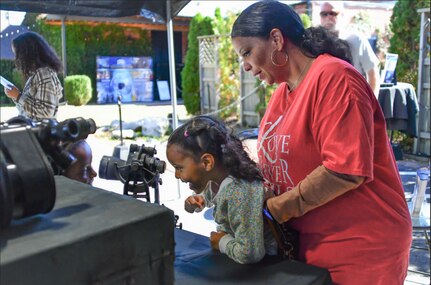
[12,31,63,79]
[167,116,263,181]
[231,0,352,64]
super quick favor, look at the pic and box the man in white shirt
[320,1,381,96]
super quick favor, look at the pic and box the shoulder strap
[263,206,298,260]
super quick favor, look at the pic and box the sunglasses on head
[320,11,339,17]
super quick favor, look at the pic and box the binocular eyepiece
[0,116,97,229]
[38,117,97,143]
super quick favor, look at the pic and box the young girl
[63,140,97,185]
[166,115,276,264]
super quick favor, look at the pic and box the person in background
[320,1,381,96]
[166,115,277,264]
[231,1,410,284]
[63,140,97,185]
[3,31,63,120]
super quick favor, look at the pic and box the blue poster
[96,56,154,104]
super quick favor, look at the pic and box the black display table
[175,229,332,285]
[0,176,175,285]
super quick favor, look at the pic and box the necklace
[288,58,314,91]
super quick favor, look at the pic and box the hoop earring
[271,50,288,67]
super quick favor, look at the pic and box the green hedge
[387,0,430,153]
[64,75,92,106]
[0,60,23,105]
[389,0,430,85]
[181,14,214,115]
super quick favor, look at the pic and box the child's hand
[210,231,227,251]
[184,194,205,213]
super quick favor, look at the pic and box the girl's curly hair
[168,116,263,181]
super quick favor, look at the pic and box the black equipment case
[0,176,175,285]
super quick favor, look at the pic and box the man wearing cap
[320,1,381,96]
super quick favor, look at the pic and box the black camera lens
[144,156,166,174]
[99,155,126,180]
[0,126,56,229]
[55,118,96,141]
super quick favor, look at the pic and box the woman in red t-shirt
[231,1,411,285]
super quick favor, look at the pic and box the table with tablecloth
[378,82,419,138]
[175,228,332,285]
[378,82,419,159]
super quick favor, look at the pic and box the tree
[389,0,430,85]
[181,14,214,115]
[388,0,430,153]
[212,9,241,119]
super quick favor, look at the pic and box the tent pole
[166,0,178,130]
[167,0,181,200]
[61,16,67,76]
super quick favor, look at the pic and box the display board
[96,56,154,103]
[382,53,398,84]
[157,80,171,101]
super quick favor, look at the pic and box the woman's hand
[210,231,227,250]
[184,194,205,213]
[4,86,21,100]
